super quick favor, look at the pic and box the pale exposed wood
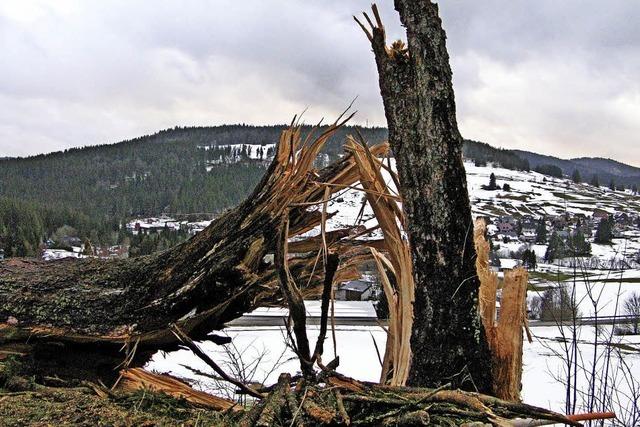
[346,137,414,386]
[475,219,528,401]
[475,219,499,335]
[118,368,239,411]
[494,267,528,402]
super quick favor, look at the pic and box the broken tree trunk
[0,118,387,380]
[476,219,529,401]
[356,2,494,392]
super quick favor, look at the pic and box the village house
[578,221,593,238]
[551,215,568,230]
[519,216,538,242]
[495,216,517,236]
[592,208,610,222]
[126,217,182,235]
[614,212,633,227]
[335,280,374,301]
[94,245,129,259]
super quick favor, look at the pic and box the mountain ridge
[1,125,638,257]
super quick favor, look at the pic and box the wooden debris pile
[228,373,582,427]
[117,367,240,412]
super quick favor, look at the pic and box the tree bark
[357,2,494,392]
[0,122,386,379]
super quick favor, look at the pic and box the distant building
[592,208,610,221]
[496,216,517,235]
[498,258,518,272]
[614,212,632,227]
[94,245,129,259]
[59,236,82,248]
[520,217,537,242]
[335,280,374,301]
[551,215,568,230]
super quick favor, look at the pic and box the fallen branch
[170,324,264,399]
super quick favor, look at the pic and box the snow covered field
[148,318,640,419]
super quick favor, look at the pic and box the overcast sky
[1,1,639,165]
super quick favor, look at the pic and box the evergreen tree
[571,169,581,183]
[544,232,565,262]
[567,229,591,256]
[521,249,537,270]
[633,184,638,194]
[535,217,548,243]
[83,238,94,256]
[489,172,497,190]
[590,174,600,187]
[609,179,616,191]
[502,183,511,191]
[594,216,614,244]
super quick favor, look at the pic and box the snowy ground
[147,319,640,420]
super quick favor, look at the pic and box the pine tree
[520,248,537,270]
[544,232,564,262]
[571,169,581,183]
[488,172,497,190]
[568,229,591,256]
[590,174,600,187]
[609,179,616,191]
[594,216,614,244]
[535,217,548,243]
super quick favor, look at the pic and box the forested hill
[512,150,640,188]
[0,125,387,220]
[1,124,638,257]
[0,125,385,255]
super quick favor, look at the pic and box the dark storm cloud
[0,1,638,165]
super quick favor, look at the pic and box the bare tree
[623,291,640,334]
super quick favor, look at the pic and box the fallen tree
[0,116,387,380]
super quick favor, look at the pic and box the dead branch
[170,324,264,399]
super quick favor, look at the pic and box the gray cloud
[0,1,638,165]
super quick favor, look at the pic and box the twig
[289,386,308,427]
[170,324,265,399]
[275,214,313,377]
[312,252,340,364]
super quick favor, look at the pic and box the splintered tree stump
[356,2,494,392]
[0,120,387,380]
